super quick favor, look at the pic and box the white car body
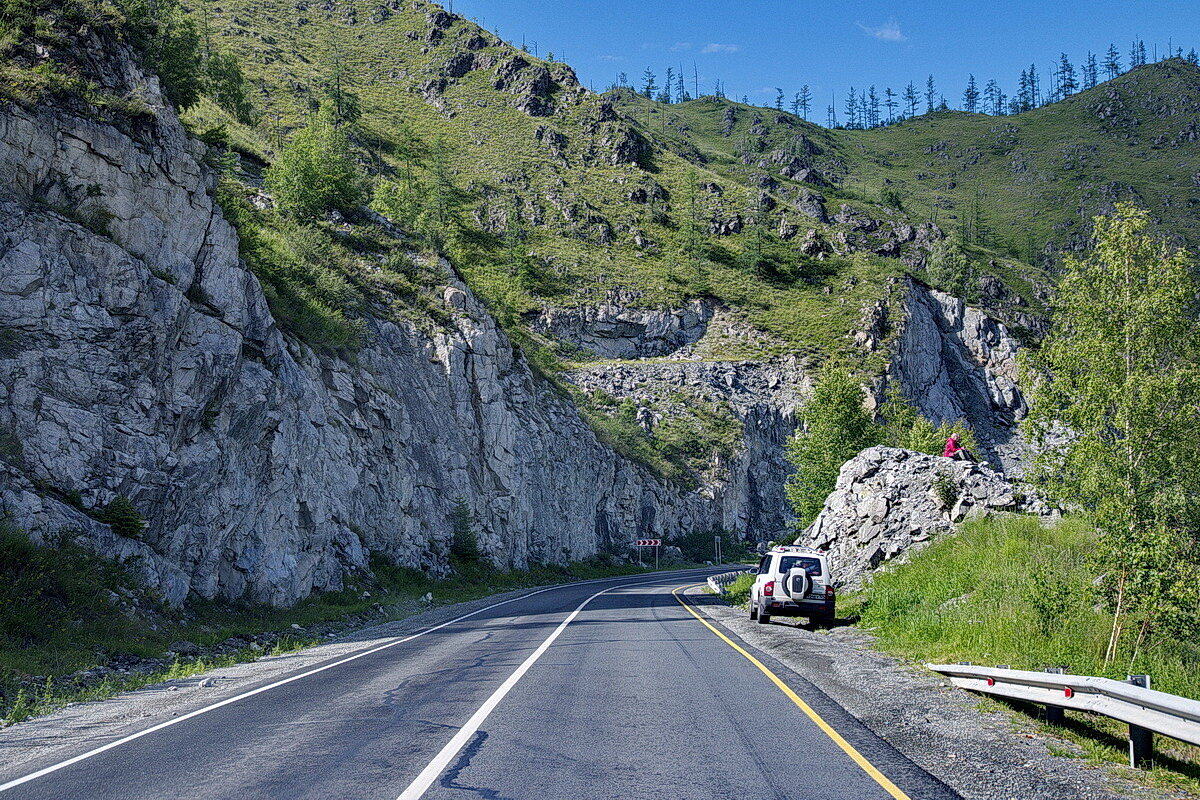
[748,545,835,624]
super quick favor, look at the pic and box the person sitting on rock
[943,433,975,462]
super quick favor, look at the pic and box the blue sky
[445,0,1200,116]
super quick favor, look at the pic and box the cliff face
[888,280,1028,472]
[0,40,1035,608]
[0,45,737,606]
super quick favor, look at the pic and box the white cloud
[701,43,740,54]
[857,18,905,42]
[670,42,693,52]
[598,54,623,62]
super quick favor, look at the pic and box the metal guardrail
[928,663,1200,768]
[707,569,754,594]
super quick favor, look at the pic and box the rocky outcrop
[798,447,1049,588]
[889,280,1027,472]
[527,296,716,359]
[0,43,730,607]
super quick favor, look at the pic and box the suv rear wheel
[749,603,758,620]
[757,603,771,624]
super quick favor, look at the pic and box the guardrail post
[1126,675,1153,769]
[1043,668,1065,726]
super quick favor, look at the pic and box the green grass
[724,573,755,605]
[843,514,1200,791]
[844,514,1200,700]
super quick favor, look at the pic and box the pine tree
[844,87,859,129]
[925,74,936,112]
[1104,43,1122,78]
[826,103,837,128]
[883,86,897,123]
[1083,52,1098,89]
[982,79,999,115]
[663,66,674,103]
[1028,63,1040,106]
[1058,52,1078,96]
[902,81,919,116]
[775,87,784,111]
[798,84,811,119]
[641,67,657,99]
[867,85,880,127]
[676,66,689,101]
[1189,48,1200,66]
[790,92,801,115]
[962,73,979,112]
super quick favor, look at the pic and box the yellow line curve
[672,585,912,800]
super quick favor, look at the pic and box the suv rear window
[778,556,822,577]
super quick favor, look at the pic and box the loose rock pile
[796,446,1052,588]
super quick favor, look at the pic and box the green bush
[449,496,481,563]
[265,105,367,219]
[785,367,883,525]
[724,573,755,605]
[93,495,145,539]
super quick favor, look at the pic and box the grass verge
[843,514,1200,794]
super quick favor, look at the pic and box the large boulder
[796,446,1050,588]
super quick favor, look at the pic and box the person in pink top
[943,433,975,462]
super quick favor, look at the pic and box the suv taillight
[763,580,775,597]
[825,585,835,599]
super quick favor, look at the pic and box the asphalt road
[0,570,960,800]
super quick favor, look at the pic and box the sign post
[633,539,662,570]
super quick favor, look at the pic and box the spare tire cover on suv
[785,568,810,601]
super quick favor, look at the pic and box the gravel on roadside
[685,587,1183,800]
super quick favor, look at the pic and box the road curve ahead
[0,571,959,800]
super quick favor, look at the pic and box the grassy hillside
[178,0,996,364]
[619,60,1200,271]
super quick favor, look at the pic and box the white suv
[749,546,835,624]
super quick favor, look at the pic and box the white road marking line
[0,571,704,795]
[396,583,621,800]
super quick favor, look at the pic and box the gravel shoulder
[685,586,1178,800]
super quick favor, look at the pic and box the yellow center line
[672,584,912,800]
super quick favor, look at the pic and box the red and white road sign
[633,539,662,547]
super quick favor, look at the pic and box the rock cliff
[0,43,738,606]
[798,446,1050,588]
[887,280,1028,472]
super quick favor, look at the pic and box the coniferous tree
[1139,40,1148,66]
[798,84,811,119]
[677,66,689,101]
[902,81,919,116]
[641,67,657,98]
[775,87,784,111]
[924,74,936,112]
[1058,52,1078,96]
[866,85,880,127]
[1016,68,1031,111]
[844,87,859,129]
[883,86,897,123]
[1189,48,1200,66]
[826,102,838,128]
[1028,63,1040,106]
[663,66,674,103]
[982,79,999,114]
[1083,52,1099,89]
[962,74,979,112]
[1104,44,1122,78]
[790,92,801,115]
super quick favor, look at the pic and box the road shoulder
[682,586,1167,800]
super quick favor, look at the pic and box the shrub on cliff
[265,105,367,219]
